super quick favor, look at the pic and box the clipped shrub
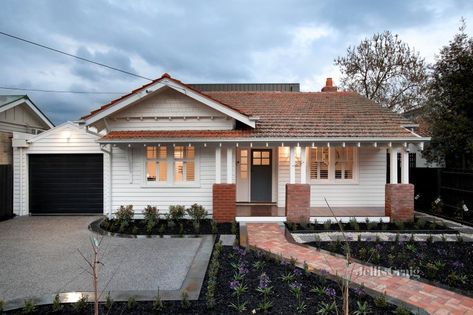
[116,205,134,232]
[73,295,88,313]
[52,293,63,312]
[323,220,332,230]
[231,220,238,235]
[127,296,137,310]
[105,291,113,310]
[395,305,410,315]
[210,219,218,234]
[143,205,159,224]
[373,292,388,309]
[152,289,163,312]
[169,205,186,222]
[22,299,36,314]
[186,204,208,222]
[181,290,190,309]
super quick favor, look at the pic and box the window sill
[141,182,201,188]
[309,180,359,185]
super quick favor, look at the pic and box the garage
[29,154,103,214]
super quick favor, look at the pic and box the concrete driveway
[0,216,203,301]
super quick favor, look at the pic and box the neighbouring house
[0,95,53,219]
[12,74,429,222]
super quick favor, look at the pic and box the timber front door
[250,149,272,202]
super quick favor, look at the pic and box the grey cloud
[0,0,472,124]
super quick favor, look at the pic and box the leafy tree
[335,31,428,112]
[424,21,473,168]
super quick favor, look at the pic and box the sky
[1,0,472,124]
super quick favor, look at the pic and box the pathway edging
[246,223,473,315]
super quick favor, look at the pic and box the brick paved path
[246,223,473,315]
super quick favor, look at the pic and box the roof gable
[0,95,54,129]
[82,73,256,128]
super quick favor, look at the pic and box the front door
[250,149,272,202]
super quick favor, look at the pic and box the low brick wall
[285,184,310,222]
[212,183,236,223]
[385,184,414,222]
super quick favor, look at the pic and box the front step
[235,216,287,223]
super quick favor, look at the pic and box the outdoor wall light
[463,204,469,212]
[63,130,71,140]
[415,194,420,200]
[434,197,441,204]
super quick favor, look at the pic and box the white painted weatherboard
[107,88,235,131]
[111,145,217,215]
[12,123,109,216]
[277,147,386,208]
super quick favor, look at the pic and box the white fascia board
[98,136,431,144]
[28,121,99,143]
[0,98,54,129]
[84,79,255,128]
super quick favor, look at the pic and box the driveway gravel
[0,216,202,301]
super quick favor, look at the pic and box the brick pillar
[385,184,414,222]
[285,184,310,223]
[212,183,236,223]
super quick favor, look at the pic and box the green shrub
[52,293,63,312]
[146,221,156,234]
[127,296,137,310]
[158,224,165,236]
[116,205,134,232]
[73,295,88,313]
[22,299,36,314]
[446,272,467,287]
[374,292,388,309]
[210,219,218,234]
[116,205,134,222]
[349,218,359,230]
[105,291,113,310]
[143,205,159,224]
[394,221,404,231]
[231,220,238,235]
[169,205,186,222]
[186,204,208,222]
[395,305,410,315]
[358,247,368,260]
[424,262,439,279]
[153,289,163,312]
[323,220,332,230]
[181,290,190,309]
[354,301,371,315]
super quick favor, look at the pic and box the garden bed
[5,242,409,314]
[307,239,473,294]
[100,218,237,236]
[417,209,473,228]
[286,217,457,234]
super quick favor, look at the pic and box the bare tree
[335,31,428,112]
[77,237,103,315]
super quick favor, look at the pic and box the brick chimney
[321,78,338,92]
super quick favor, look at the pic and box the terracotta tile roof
[85,73,422,140]
[102,130,252,140]
[203,91,417,138]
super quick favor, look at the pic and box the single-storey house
[12,74,429,222]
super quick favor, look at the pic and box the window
[309,147,329,180]
[240,149,248,179]
[174,146,195,182]
[334,147,354,180]
[252,150,271,166]
[146,146,167,182]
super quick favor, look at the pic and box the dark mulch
[100,219,237,235]
[286,217,457,234]
[308,240,473,294]
[6,245,402,314]
[417,209,473,228]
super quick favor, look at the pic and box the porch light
[342,142,346,147]
[415,194,420,200]
[463,204,469,212]
[357,142,361,147]
[434,197,441,204]
[63,130,71,140]
[373,142,377,148]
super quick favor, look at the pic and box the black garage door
[29,154,103,214]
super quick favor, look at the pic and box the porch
[235,203,388,223]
